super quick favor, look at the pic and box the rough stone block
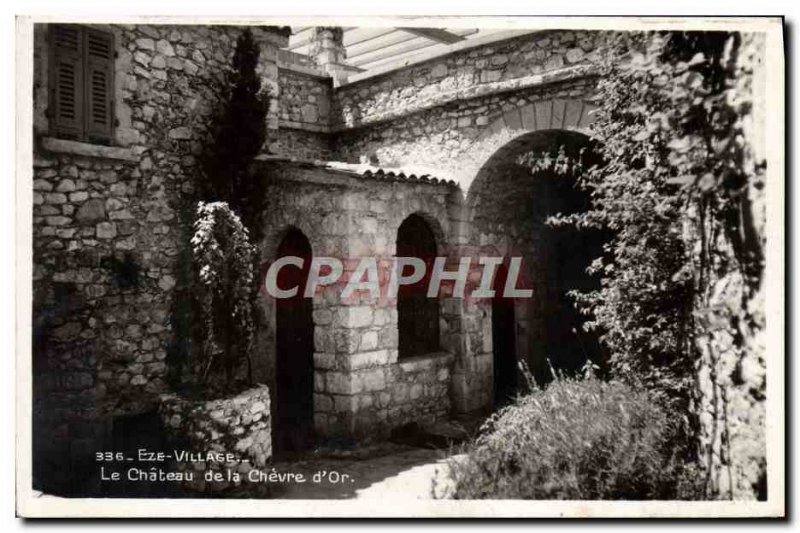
[327,371,360,394]
[136,38,155,51]
[410,384,423,400]
[313,352,336,370]
[503,108,522,131]
[359,368,386,392]
[347,349,389,370]
[69,191,89,203]
[156,39,175,57]
[158,275,176,290]
[334,328,360,354]
[359,331,379,352]
[336,306,373,328]
[96,222,117,239]
[55,179,76,193]
[551,99,567,129]
[431,63,448,78]
[565,47,585,64]
[314,393,333,412]
[561,100,583,130]
[333,394,357,413]
[169,127,192,140]
[535,100,552,130]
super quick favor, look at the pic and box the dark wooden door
[397,215,439,359]
[492,263,518,408]
[274,229,315,452]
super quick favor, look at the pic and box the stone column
[308,27,351,87]
[250,27,288,132]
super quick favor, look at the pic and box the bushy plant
[191,201,256,390]
[439,372,704,500]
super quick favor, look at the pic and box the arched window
[396,214,440,359]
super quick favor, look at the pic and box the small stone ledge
[279,119,331,133]
[398,351,454,372]
[332,64,601,132]
[278,61,330,79]
[41,137,138,162]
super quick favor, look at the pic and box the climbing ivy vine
[548,30,766,475]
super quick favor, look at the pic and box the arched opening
[492,262,517,408]
[470,130,608,388]
[396,214,440,359]
[274,228,314,452]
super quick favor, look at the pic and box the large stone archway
[458,98,598,193]
[452,128,607,413]
[478,98,597,142]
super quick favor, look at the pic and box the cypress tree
[202,28,270,240]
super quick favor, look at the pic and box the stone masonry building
[30,23,767,497]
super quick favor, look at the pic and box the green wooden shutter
[50,25,84,140]
[83,28,114,144]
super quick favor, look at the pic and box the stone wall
[279,67,331,131]
[159,385,272,493]
[272,128,332,161]
[334,73,599,192]
[273,65,333,160]
[330,31,606,189]
[694,32,768,501]
[254,161,462,440]
[32,147,166,492]
[32,22,287,492]
[333,30,607,130]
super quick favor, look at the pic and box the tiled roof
[254,155,459,188]
[359,167,457,187]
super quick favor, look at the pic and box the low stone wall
[159,385,272,493]
[382,353,453,429]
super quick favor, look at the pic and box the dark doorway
[532,144,607,382]
[492,263,518,408]
[472,130,608,388]
[274,228,315,453]
[397,214,440,359]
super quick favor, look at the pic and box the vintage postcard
[15,15,785,518]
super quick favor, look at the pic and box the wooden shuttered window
[49,25,115,144]
[50,25,84,140]
[84,28,115,142]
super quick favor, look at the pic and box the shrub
[439,374,704,500]
[191,201,256,390]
